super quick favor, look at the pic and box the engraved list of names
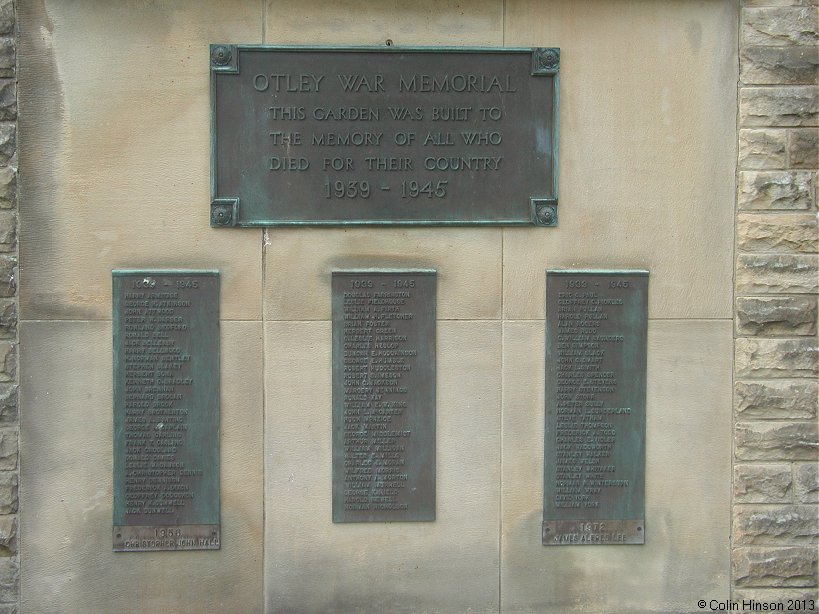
[543,270,648,545]
[332,271,436,522]
[113,270,220,551]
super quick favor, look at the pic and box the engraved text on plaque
[332,270,436,522]
[113,270,220,551]
[543,270,648,545]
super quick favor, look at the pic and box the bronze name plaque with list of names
[113,270,220,551]
[543,270,648,545]
[332,271,436,522]
[210,46,558,227]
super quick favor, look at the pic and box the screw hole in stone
[385,39,393,47]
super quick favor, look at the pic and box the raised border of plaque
[332,270,436,522]
[112,270,220,551]
[210,45,559,227]
[543,270,648,546]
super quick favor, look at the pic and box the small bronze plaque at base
[543,270,648,546]
[332,270,436,522]
[112,270,220,552]
[113,525,221,552]
[542,520,644,545]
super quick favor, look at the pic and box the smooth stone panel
[265,0,502,46]
[264,320,501,613]
[502,320,732,613]
[21,321,263,613]
[264,229,502,320]
[18,1,263,321]
[502,0,737,320]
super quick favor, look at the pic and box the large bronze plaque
[543,270,648,545]
[332,271,436,522]
[113,271,220,551]
[210,46,558,227]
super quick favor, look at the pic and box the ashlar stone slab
[263,229,501,320]
[18,1,263,321]
[265,0,502,46]
[502,319,732,613]
[20,321,263,613]
[502,0,737,320]
[264,320,501,613]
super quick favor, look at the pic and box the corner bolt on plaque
[210,45,559,227]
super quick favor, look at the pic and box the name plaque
[113,270,220,551]
[210,46,558,227]
[332,271,436,522]
[543,270,648,545]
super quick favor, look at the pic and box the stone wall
[734,0,819,603]
[0,0,15,611]
[7,0,815,611]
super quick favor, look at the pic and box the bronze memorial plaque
[332,271,436,522]
[210,46,558,227]
[113,270,220,551]
[543,270,648,545]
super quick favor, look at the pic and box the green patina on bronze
[332,270,436,522]
[543,270,648,545]
[210,46,559,227]
[112,270,220,551]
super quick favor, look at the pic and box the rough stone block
[734,547,818,587]
[741,46,819,85]
[736,421,819,461]
[789,128,819,168]
[0,343,13,383]
[0,516,15,556]
[0,258,13,299]
[734,505,819,545]
[0,168,13,211]
[0,431,15,472]
[0,126,13,168]
[0,38,12,79]
[743,7,819,46]
[734,464,793,503]
[0,81,14,123]
[738,171,814,210]
[0,473,15,514]
[0,1,13,37]
[795,463,818,503]
[0,212,14,254]
[738,213,818,253]
[736,338,819,377]
[0,387,15,426]
[736,380,819,420]
[736,254,819,293]
[740,86,819,127]
[0,302,14,340]
[740,129,789,169]
[0,558,16,604]
[736,296,818,335]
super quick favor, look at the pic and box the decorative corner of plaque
[210,44,239,73]
[532,48,560,76]
[532,198,557,227]
[211,198,239,227]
